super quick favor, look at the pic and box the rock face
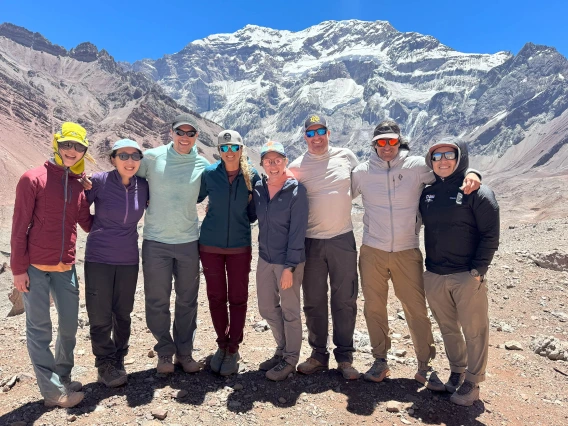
[530,251,568,272]
[131,20,568,167]
[0,24,232,208]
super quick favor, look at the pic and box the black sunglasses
[174,129,197,137]
[113,152,143,161]
[431,151,457,161]
[58,142,88,153]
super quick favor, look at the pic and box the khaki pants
[359,245,435,370]
[423,270,489,384]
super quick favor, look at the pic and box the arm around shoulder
[471,186,500,275]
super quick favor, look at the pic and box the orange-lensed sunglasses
[375,138,400,147]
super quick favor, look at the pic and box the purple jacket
[85,170,149,265]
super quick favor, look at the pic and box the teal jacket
[198,161,260,248]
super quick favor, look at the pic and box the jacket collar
[369,148,409,169]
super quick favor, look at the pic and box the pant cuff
[310,351,329,365]
[465,370,485,384]
[334,354,353,364]
[450,366,467,374]
[283,355,299,366]
[418,360,432,370]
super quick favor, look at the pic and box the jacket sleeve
[85,173,98,205]
[246,171,261,223]
[285,184,309,269]
[77,191,93,233]
[10,173,38,275]
[136,156,149,178]
[351,167,361,199]
[470,186,500,275]
[465,168,482,181]
[197,170,208,203]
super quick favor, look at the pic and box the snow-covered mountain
[129,19,568,170]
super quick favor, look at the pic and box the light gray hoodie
[351,149,435,252]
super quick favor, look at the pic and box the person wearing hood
[351,120,481,389]
[420,138,499,406]
[84,139,149,388]
[10,122,93,408]
[197,130,260,376]
[252,141,308,381]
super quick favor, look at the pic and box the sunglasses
[114,152,143,161]
[262,157,285,166]
[305,128,327,138]
[220,145,241,153]
[58,142,88,153]
[174,129,197,137]
[375,138,400,147]
[431,151,457,161]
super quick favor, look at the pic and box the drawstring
[134,177,139,211]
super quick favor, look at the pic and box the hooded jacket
[85,170,149,265]
[351,149,435,252]
[198,161,260,248]
[419,138,500,276]
[10,161,92,275]
[253,176,309,268]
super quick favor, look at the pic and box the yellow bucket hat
[52,122,92,174]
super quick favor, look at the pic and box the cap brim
[372,133,399,141]
[428,143,457,154]
[58,137,88,146]
[173,122,198,131]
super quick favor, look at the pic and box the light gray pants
[142,239,200,356]
[424,270,489,384]
[23,265,79,400]
[256,258,304,366]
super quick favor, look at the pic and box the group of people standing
[10,112,499,410]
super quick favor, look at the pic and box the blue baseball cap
[107,139,142,155]
[260,141,286,158]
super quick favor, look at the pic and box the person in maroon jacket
[10,122,92,408]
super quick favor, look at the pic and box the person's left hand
[475,275,481,282]
[280,269,293,290]
[461,173,481,195]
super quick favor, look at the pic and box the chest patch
[425,194,435,203]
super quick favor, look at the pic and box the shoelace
[457,381,475,395]
[274,361,289,372]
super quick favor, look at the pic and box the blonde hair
[239,146,253,192]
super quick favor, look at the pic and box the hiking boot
[364,358,391,383]
[445,372,466,393]
[210,348,226,374]
[175,354,203,373]
[337,362,360,380]
[297,357,328,375]
[266,360,295,381]
[450,381,480,406]
[156,355,175,374]
[415,367,446,391]
[115,356,126,374]
[98,362,128,388]
[60,376,82,392]
[44,391,84,408]
[220,351,240,376]
[259,354,283,371]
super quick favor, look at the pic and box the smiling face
[219,144,242,171]
[375,139,400,162]
[262,152,288,180]
[171,124,198,155]
[304,124,330,155]
[58,143,86,168]
[432,146,458,178]
[111,147,141,181]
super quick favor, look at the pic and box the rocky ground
[0,209,567,426]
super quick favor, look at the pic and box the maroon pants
[200,249,252,353]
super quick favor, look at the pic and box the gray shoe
[450,381,480,406]
[44,391,84,408]
[98,362,128,388]
[60,376,82,392]
[266,360,295,381]
[364,358,390,383]
[259,354,282,371]
[210,348,225,374]
[219,351,240,376]
[445,372,466,393]
[415,367,446,391]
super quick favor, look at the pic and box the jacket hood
[425,137,469,180]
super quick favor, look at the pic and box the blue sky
[1,0,566,62]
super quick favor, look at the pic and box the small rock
[124,358,135,365]
[278,397,287,404]
[151,408,168,420]
[407,408,415,415]
[148,350,155,358]
[386,400,402,413]
[505,341,523,351]
[77,349,85,356]
[233,383,243,391]
[253,320,270,332]
[6,375,18,388]
[67,415,77,422]
[174,389,188,399]
[394,349,407,357]
[401,418,412,425]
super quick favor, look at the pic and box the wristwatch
[287,266,296,273]
[470,269,480,278]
